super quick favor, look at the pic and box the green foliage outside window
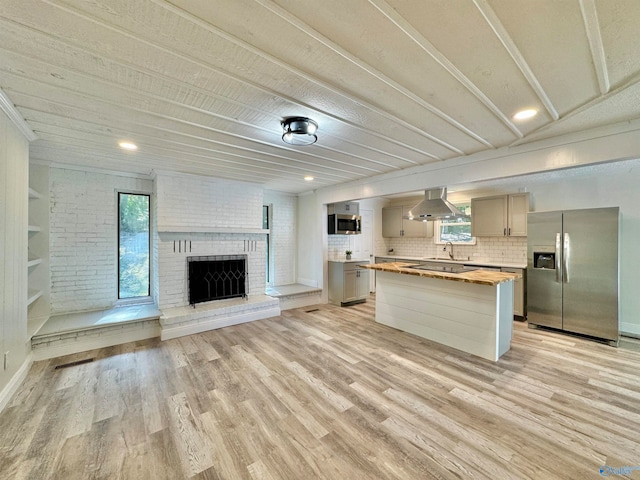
[436,203,475,244]
[119,193,150,298]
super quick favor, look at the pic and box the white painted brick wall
[49,168,152,313]
[156,233,266,309]
[155,173,268,309]
[264,191,296,285]
[155,172,263,230]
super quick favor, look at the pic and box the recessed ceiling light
[304,175,314,181]
[118,141,138,151]
[513,109,538,120]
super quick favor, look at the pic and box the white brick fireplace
[153,171,280,339]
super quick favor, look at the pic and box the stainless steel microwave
[328,214,361,235]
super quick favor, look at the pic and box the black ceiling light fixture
[281,117,318,146]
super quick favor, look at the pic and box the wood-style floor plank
[2,302,640,479]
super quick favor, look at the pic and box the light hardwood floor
[2,301,640,479]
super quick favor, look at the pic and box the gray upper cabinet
[382,205,433,238]
[471,193,529,237]
[328,202,359,215]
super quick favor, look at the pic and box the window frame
[263,204,273,286]
[433,203,476,245]
[117,191,152,303]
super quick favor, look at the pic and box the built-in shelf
[28,288,43,306]
[28,165,51,331]
[28,257,43,268]
[157,226,270,234]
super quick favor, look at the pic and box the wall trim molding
[0,88,37,142]
[0,353,34,414]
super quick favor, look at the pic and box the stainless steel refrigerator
[527,207,619,344]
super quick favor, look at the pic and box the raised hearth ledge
[160,294,280,340]
[157,226,269,234]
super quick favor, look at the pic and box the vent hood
[404,187,467,220]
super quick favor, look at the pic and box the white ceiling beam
[40,0,457,157]
[153,0,450,157]
[368,0,523,139]
[579,0,610,95]
[0,87,37,141]
[248,0,486,151]
[0,37,431,167]
[509,71,640,147]
[2,63,413,171]
[473,0,559,121]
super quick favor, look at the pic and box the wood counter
[360,262,520,285]
[363,262,516,361]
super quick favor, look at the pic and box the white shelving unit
[27,165,50,338]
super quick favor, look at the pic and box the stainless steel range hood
[404,187,467,220]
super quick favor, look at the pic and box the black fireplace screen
[187,255,247,305]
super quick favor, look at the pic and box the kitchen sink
[408,264,478,274]
[421,257,469,262]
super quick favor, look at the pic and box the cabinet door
[507,193,529,236]
[343,269,358,302]
[356,269,369,298]
[382,206,403,237]
[401,206,428,237]
[471,196,508,236]
[502,268,524,317]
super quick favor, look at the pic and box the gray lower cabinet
[329,261,370,306]
[502,267,526,318]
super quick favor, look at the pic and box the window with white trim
[118,192,150,299]
[434,203,476,245]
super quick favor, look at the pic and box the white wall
[49,168,153,313]
[296,192,323,289]
[0,108,29,398]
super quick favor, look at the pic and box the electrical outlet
[3,351,8,371]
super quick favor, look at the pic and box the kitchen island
[361,262,519,361]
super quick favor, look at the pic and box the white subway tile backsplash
[379,235,526,265]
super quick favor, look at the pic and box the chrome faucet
[445,242,454,260]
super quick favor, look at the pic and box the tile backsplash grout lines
[381,235,527,264]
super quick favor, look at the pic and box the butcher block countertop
[361,262,520,286]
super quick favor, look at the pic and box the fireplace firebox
[187,255,247,306]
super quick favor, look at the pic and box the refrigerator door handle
[563,232,570,283]
[555,233,562,283]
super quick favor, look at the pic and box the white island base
[375,270,514,362]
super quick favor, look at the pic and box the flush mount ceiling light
[304,175,314,181]
[513,109,538,120]
[281,117,318,146]
[118,141,138,151]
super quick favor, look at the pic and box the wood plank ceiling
[1,0,640,193]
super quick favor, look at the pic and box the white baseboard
[161,306,281,341]
[0,352,34,414]
[32,323,161,361]
[620,322,640,337]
